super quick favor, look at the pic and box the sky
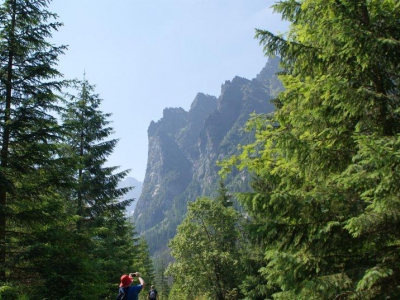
[48,0,288,182]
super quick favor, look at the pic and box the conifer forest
[1,0,399,299]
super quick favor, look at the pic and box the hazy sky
[48,0,288,181]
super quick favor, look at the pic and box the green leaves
[357,265,393,291]
[223,0,400,298]
[167,197,241,299]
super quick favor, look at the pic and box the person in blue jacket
[116,272,145,300]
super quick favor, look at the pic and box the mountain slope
[119,176,143,215]
[133,57,282,255]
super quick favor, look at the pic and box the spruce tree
[154,259,170,300]
[61,77,132,226]
[223,0,400,298]
[131,237,154,300]
[0,0,66,284]
[61,77,136,298]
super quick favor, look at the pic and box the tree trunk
[0,0,16,282]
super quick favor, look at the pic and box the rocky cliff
[133,57,282,255]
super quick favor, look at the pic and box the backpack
[149,289,157,299]
[116,287,130,300]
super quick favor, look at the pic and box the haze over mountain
[119,177,143,216]
[133,57,282,256]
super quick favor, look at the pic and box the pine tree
[222,0,400,298]
[0,0,67,284]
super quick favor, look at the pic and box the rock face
[133,57,281,255]
[119,177,143,216]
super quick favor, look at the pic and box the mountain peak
[190,93,217,112]
[134,59,282,256]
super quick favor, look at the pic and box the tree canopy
[1,0,399,299]
[167,196,241,300]
[0,1,147,298]
[221,0,400,298]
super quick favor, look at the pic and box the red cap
[119,274,133,287]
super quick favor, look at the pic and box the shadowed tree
[0,0,67,284]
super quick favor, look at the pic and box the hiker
[147,285,159,300]
[116,272,145,300]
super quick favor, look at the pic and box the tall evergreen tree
[130,237,154,300]
[61,76,132,228]
[154,258,170,300]
[234,211,278,300]
[61,77,136,298]
[223,0,400,298]
[0,0,67,284]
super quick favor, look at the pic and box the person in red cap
[116,272,145,300]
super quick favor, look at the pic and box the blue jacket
[117,284,143,300]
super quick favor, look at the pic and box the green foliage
[235,214,278,300]
[60,77,138,298]
[153,258,170,299]
[0,0,153,298]
[131,237,154,300]
[167,196,242,300]
[0,0,67,284]
[221,0,400,299]
[61,77,133,225]
[216,179,233,208]
[0,285,17,300]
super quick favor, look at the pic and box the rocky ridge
[133,57,282,255]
